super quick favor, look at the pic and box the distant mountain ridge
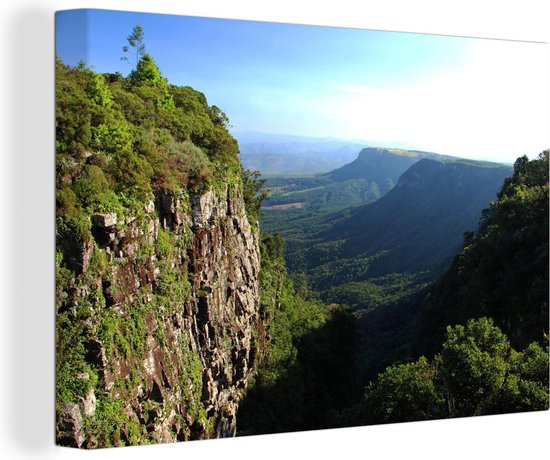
[236,133,365,176]
[240,141,364,156]
[337,159,512,270]
[261,146,474,208]
[323,147,458,196]
[240,147,360,176]
[285,158,513,285]
[232,130,369,145]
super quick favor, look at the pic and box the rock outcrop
[56,183,261,447]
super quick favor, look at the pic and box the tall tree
[121,24,146,68]
[440,318,510,417]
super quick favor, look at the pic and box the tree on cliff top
[121,24,146,68]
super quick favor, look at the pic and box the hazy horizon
[56,9,549,164]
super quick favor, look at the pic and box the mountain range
[261,150,512,290]
[316,158,512,276]
[261,147,463,208]
[236,132,365,176]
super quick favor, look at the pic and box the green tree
[121,24,146,67]
[129,54,163,85]
[494,341,549,413]
[241,169,269,225]
[55,57,92,162]
[128,54,175,110]
[353,318,548,426]
[440,318,510,417]
[85,71,113,108]
[361,357,445,424]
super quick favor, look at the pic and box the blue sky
[56,9,549,162]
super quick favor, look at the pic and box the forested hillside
[333,152,549,425]
[325,147,454,192]
[414,151,549,356]
[247,151,548,432]
[236,235,360,435]
[263,156,516,386]
[336,317,548,426]
[284,158,512,288]
[56,53,241,241]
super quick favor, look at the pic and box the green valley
[251,146,548,421]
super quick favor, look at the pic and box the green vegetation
[325,147,421,192]
[336,318,548,426]
[241,169,270,227]
[237,235,361,435]
[415,151,549,355]
[259,159,513,374]
[353,154,547,387]
[302,159,512,278]
[262,159,512,295]
[259,147,460,210]
[263,176,382,207]
[253,151,547,430]
[56,49,240,269]
[84,398,144,448]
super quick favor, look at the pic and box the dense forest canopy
[335,317,548,427]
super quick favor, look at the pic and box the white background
[1,1,549,459]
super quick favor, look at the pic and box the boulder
[56,403,84,447]
[92,213,117,228]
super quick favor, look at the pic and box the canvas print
[55,9,549,448]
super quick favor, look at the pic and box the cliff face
[56,183,261,447]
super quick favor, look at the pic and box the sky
[56,9,549,163]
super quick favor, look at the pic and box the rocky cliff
[56,183,261,447]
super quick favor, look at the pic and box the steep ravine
[56,183,262,447]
